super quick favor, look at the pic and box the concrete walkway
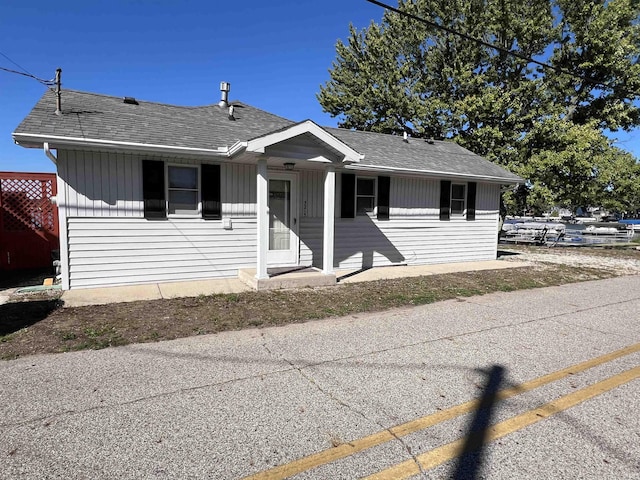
[61,259,526,308]
[62,278,250,307]
[0,288,15,306]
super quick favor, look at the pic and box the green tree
[318,0,640,215]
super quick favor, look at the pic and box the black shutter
[202,164,221,219]
[142,160,166,219]
[439,180,451,221]
[466,182,477,221]
[341,173,356,218]
[377,175,390,220]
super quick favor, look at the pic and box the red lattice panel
[1,178,55,232]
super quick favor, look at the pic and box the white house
[13,84,523,290]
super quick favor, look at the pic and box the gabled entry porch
[231,120,363,290]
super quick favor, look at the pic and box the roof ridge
[328,126,462,146]
[60,89,223,109]
[55,89,295,122]
[328,126,422,138]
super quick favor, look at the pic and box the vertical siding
[59,150,503,286]
[300,170,324,218]
[222,163,256,216]
[299,176,500,269]
[390,176,438,216]
[58,150,259,288]
[58,150,256,218]
[59,150,143,217]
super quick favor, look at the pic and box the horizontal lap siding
[67,218,256,288]
[299,180,500,269]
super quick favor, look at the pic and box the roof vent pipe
[219,81,230,108]
[54,68,62,115]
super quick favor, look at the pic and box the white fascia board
[244,120,364,163]
[345,163,524,184]
[13,132,228,157]
[227,141,248,157]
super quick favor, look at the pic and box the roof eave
[12,132,228,157]
[345,163,524,184]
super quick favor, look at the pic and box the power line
[0,66,54,86]
[365,0,640,100]
[0,50,54,88]
[0,51,37,78]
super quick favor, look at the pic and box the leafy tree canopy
[318,0,640,215]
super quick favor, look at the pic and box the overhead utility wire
[0,66,54,86]
[365,0,640,99]
[0,51,55,88]
[0,51,37,77]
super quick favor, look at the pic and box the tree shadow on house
[301,214,405,276]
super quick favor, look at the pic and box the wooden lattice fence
[0,172,59,270]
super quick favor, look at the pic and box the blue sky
[1,0,638,173]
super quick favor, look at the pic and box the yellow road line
[364,365,640,479]
[242,343,640,480]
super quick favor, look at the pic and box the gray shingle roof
[14,89,522,182]
[328,128,522,181]
[14,89,294,150]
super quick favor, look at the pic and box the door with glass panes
[267,172,298,265]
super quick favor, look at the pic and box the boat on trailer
[501,220,637,246]
[501,222,566,245]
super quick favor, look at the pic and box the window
[168,166,199,215]
[356,177,376,215]
[439,180,477,221]
[451,183,466,215]
[143,161,221,220]
[341,174,390,220]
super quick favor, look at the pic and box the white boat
[583,225,620,235]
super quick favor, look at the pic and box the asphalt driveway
[1,275,639,479]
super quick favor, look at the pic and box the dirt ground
[1,245,639,360]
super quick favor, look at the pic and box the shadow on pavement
[451,364,505,480]
[497,250,520,258]
[0,300,61,336]
[0,268,51,289]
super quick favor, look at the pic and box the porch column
[322,166,336,275]
[256,159,269,279]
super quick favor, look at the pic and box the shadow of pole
[451,365,505,480]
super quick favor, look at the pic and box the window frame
[355,176,377,216]
[450,182,467,217]
[166,163,201,217]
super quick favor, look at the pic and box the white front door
[267,172,298,266]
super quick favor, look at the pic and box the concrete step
[238,267,336,290]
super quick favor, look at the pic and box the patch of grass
[226,293,241,303]
[494,283,516,292]
[1,250,636,360]
[411,293,437,305]
[0,332,16,344]
[59,331,77,341]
